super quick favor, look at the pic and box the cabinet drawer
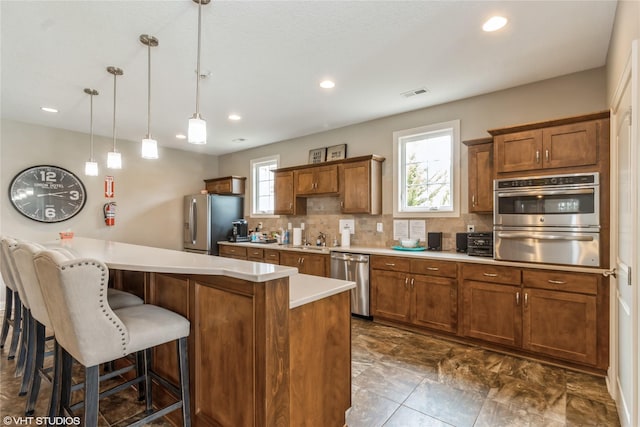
[523,270,597,295]
[411,259,457,278]
[263,249,280,264]
[371,256,410,272]
[462,264,521,285]
[247,247,264,261]
[219,245,247,258]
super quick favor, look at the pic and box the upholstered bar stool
[1,236,23,360]
[34,250,191,427]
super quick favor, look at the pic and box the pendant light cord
[90,93,95,160]
[112,72,117,151]
[147,42,152,137]
[195,0,202,117]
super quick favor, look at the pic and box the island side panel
[289,291,351,426]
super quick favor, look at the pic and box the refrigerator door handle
[190,198,197,244]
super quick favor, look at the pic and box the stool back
[0,236,18,292]
[1,237,29,309]
[33,250,129,367]
[13,242,52,328]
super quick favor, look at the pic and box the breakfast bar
[49,237,355,427]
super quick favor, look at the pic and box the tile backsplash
[248,197,492,251]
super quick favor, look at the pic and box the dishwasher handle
[330,253,369,263]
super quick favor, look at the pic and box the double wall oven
[493,172,600,267]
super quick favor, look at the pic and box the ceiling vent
[401,87,429,98]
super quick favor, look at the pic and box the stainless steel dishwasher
[330,251,370,317]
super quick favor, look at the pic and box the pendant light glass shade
[188,0,210,145]
[140,34,159,159]
[107,66,123,169]
[141,138,158,158]
[83,88,99,176]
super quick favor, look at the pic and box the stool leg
[135,351,145,401]
[58,348,73,417]
[84,365,100,427]
[0,287,13,348]
[15,305,28,374]
[144,348,153,412]
[48,341,62,420]
[7,293,22,359]
[178,337,191,427]
[26,321,45,415]
[18,312,36,396]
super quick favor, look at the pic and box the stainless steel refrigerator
[183,194,244,256]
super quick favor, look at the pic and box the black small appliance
[427,232,442,251]
[230,219,250,242]
[456,232,468,253]
[467,232,493,257]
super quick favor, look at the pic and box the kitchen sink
[291,245,329,252]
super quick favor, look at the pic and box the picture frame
[326,144,347,161]
[308,147,327,164]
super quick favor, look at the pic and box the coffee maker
[230,219,250,242]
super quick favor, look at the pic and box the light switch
[376,223,383,232]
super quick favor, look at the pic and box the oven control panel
[496,173,598,189]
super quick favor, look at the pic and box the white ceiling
[1,1,617,156]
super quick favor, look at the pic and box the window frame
[250,155,279,218]
[392,119,461,218]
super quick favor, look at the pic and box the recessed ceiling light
[320,80,335,89]
[228,114,242,121]
[176,133,186,140]
[483,16,507,32]
[41,106,58,113]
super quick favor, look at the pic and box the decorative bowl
[399,238,419,248]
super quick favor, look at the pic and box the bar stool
[1,237,23,360]
[7,239,144,417]
[33,249,191,427]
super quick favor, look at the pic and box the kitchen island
[49,237,355,427]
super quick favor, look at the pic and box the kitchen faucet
[317,232,326,247]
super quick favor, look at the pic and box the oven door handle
[496,188,594,198]
[496,232,594,242]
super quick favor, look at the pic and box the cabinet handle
[289,202,293,209]
[297,257,301,264]
[385,263,396,267]
[427,267,439,271]
[472,195,476,207]
[482,272,498,277]
[404,277,409,289]
[524,292,529,307]
[300,257,305,265]
[535,150,540,163]
[545,149,549,162]
[340,201,344,207]
[547,279,566,285]
[410,278,415,289]
[516,291,520,305]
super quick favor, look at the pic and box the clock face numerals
[9,165,87,223]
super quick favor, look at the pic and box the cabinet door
[219,245,247,260]
[371,269,411,323]
[542,122,598,169]
[413,275,457,333]
[263,249,280,265]
[314,165,339,194]
[468,143,493,213]
[294,169,317,195]
[462,281,522,347]
[279,251,301,269]
[495,130,542,173]
[523,288,597,365]
[340,161,370,213]
[274,171,306,216]
[299,253,327,277]
[246,248,264,262]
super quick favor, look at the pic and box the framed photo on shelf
[327,144,347,161]
[308,147,327,164]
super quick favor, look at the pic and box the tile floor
[1,317,621,426]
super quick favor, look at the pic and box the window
[250,155,279,216]
[393,120,460,217]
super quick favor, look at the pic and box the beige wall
[219,67,607,218]
[0,119,217,249]
[606,1,640,102]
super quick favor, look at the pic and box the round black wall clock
[9,165,87,223]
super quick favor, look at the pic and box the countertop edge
[289,273,356,309]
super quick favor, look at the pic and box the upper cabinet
[273,155,385,215]
[204,176,246,195]
[463,137,493,214]
[489,111,609,175]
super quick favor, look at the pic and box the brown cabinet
[339,157,384,214]
[218,245,247,260]
[274,171,306,216]
[294,164,339,196]
[263,249,280,265]
[279,251,328,277]
[490,113,606,174]
[204,176,246,195]
[371,256,457,333]
[464,138,493,213]
[246,247,264,262]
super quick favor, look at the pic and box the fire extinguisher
[103,202,116,226]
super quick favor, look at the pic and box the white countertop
[48,237,299,282]
[289,274,355,309]
[219,241,607,275]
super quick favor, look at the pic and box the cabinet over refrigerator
[183,193,244,256]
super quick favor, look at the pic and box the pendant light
[84,88,99,176]
[107,66,123,169]
[188,0,210,145]
[140,34,159,159]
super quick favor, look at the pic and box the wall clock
[9,165,87,223]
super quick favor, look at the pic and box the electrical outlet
[467,225,475,233]
[376,222,383,232]
[339,219,355,234]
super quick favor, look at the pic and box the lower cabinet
[279,251,328,277]
[371,256,457,333]
[218,245,247,260]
